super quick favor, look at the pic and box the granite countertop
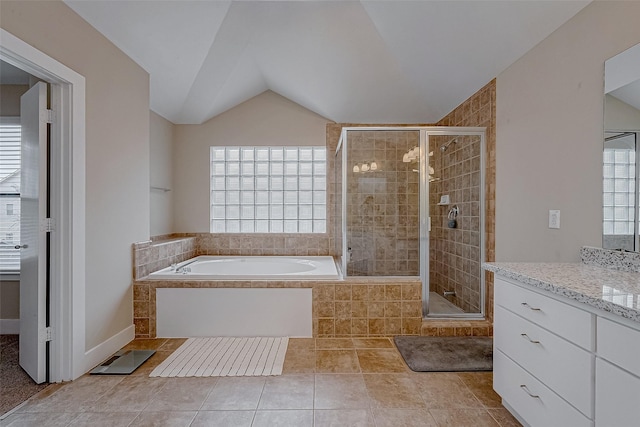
[483,262,640,323]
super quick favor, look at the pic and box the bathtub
[149,256,339,337]
[148,255,341,280]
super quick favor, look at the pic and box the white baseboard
[83,324,135,374]
[0,319,19,334]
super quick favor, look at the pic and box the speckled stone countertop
[483,262,640,323]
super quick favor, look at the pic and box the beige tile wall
[345,131,421,276]
[435,79,496,322]
[195,233,331,256]
[132,237,197,280]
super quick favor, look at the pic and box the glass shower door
[344,130,421,277]
[424,130,485,318]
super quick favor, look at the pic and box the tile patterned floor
[1,338,521,426]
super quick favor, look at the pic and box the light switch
[549,210,560,229]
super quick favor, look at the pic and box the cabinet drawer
[494,350,593,427]
[495,305,593,417]
[596,358,640,427]
[597,317,640,377]
[495,277,593,349]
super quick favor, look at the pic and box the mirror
[603,42,640,251]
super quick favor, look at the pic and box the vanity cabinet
[494,275,640,427]
[494,277,594,426]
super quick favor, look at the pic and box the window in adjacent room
[0,118,21,271]
[210,146,327,233]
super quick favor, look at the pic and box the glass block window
[603,147,636,235]
[210,146,327,233]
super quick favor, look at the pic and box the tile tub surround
[132,237,197,280]
[580,246,640,273]
[133,279,423,339]
[195,233,332,257]
[483,262,640,323]
[133,234,332,282]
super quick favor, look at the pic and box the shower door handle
[14,244,28,249]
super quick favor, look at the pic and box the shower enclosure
[335,127,485,318]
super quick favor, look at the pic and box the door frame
[0,28,86,381]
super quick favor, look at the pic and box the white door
[19,81,49,384]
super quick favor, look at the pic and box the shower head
[440,138,458,152]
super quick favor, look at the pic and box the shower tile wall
[429,135,482,313]
[346,131,420,276]
[435,79,496,320]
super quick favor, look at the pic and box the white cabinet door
[495,305,593,416]
[494,277,593,349]
[597,317,640,378]
[494,350,592,427]
[596,358,640,427]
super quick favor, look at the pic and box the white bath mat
[149,337,289,377]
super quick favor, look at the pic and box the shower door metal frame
[420,128,486,319]
[339,126,425,276]
[338,126,486,320]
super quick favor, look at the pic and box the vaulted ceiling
[64,1,590,125]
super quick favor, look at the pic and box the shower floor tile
[2,337,521,427]
[428,291,465,315]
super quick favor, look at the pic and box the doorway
[0,28,86,384]
[0,62,51,413]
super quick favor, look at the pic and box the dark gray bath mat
[394,336,493,372]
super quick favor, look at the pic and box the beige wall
[605,94,640,130]
[0,84,28,116]
[0,85,27,320]
[495,1,640,262]
[150,111,174,236]
[173,90,329,232]
[0,280,19,319]
[1,1,150,350]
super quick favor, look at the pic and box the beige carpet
[150,337,289,377]
[0,335,49,416]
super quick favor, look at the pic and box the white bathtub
[148,255,340,280]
